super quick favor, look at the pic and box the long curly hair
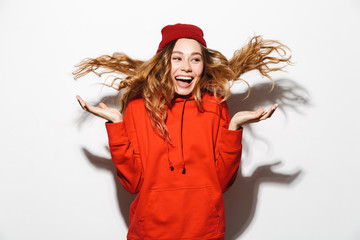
[73,35,291,141]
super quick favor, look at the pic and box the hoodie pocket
[139,186,220,239]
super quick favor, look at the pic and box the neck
[174,93,193,99]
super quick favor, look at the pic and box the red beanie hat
[156,23,207,53]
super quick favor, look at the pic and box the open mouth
[175,76,193,84]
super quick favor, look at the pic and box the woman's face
[170,38,204,96]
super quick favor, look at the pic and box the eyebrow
[171,51,202,56]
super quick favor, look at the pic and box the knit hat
[156,23,207,53]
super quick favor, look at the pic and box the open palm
[76,95,123,123]
[229,104,278,130]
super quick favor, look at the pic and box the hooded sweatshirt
[105,93,243,240]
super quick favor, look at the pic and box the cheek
[170,62,178,76]
[195,64,204,77]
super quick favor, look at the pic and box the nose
[181,60,192,72]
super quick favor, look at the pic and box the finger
[259,107,273,120]
[76,95,86,110]
[99,102,108,109]
[254,108,265,118]
[243,108,265,123]
[260,104,277,120]
[267,104,278,118]
[83,101,97,113]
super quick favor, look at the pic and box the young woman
[74,23,291,240]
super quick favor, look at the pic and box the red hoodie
[105,93,243,240]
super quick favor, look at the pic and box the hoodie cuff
[219,124,243,151]
[105,121,129,146]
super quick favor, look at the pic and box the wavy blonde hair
[73,36,291,141]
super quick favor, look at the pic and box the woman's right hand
[76,95,123,123]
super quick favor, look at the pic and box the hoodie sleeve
[105,102,143,194]
[215,101,243,193]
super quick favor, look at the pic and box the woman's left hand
[228,104,278,130]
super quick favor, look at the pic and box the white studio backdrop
[1,0,360,239]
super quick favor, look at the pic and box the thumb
[254,108,265,117]
[99,102,108,109]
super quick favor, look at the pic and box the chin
[175,89,194,96]
[174,82,197,96]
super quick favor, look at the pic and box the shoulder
[202,92,228,109]
[126,96,145,108]
[124,97,146,115]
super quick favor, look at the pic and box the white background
[1,0,360,239]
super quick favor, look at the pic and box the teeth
[175,76,193,80]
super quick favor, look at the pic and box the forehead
[172,38,202,53]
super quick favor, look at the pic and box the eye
[192,58,201,62]
[172,56,181,61]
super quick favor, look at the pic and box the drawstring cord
[166,98,188,174]
[167,143,174,171]
[180,99,187,174]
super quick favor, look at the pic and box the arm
[215,101,278,192]
[215,102,243,193]
[105,103,143,194]
[76,95,143,193]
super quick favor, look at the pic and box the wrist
[108,116,123,123]
[111,119,122,123]
[228,122,239,130]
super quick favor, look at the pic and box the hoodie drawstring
[180,99,187,174]
[167,143,174,171]
[166,98,188,174]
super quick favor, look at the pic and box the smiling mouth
[175,76,193,84]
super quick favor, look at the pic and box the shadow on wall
[225,78,310,240]
[77,78,310,237]
[77,91,136,227]
[224,162,301,240]
[227,78,310,116]
[81,147,136,227]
